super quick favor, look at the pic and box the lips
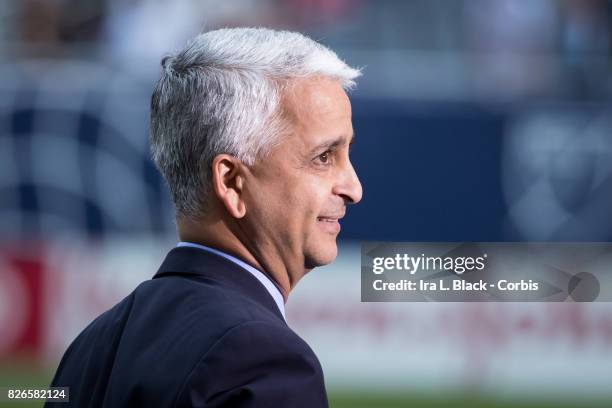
[316,212,344,234]
[317,213,344,223]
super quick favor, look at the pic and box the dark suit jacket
[46,246,329,407]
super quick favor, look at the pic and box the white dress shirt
[176,242,286,321]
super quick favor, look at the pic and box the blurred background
[1,0,612,407]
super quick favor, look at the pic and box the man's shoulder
[99,273,287,360]
[137,271,282,325]
[71,262,287,359]
[50,270,294,407]
[74,271,282,340]
[175,319,327,407]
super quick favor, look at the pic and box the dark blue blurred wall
[344,99,507,241]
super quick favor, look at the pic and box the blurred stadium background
[1,0,612,407]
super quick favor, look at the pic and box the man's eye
[318,152,330,164]
[313,149,336,166]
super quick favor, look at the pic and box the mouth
[316,214,344,234]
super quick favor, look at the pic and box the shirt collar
[176,242,286,321]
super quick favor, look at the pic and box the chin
[304,241,338,269]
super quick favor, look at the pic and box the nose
[333,160,363,204]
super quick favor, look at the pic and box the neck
[177,215,302,303]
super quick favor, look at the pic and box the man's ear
[210,154,246,219]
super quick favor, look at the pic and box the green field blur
[1,360,610,408]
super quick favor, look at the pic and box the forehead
[280,77,353,148]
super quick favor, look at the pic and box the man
[47,27,362,407]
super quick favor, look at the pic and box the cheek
[299,187,330,229]
[276,182,326,238]
[249,168,330,230]
[251,178,307,226]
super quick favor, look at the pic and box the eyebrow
[309,132,355,155]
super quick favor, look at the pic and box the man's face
[242,77,362,273]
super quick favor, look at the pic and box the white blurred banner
[2,240,609,400]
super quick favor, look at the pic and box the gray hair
[150,27,361,218]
